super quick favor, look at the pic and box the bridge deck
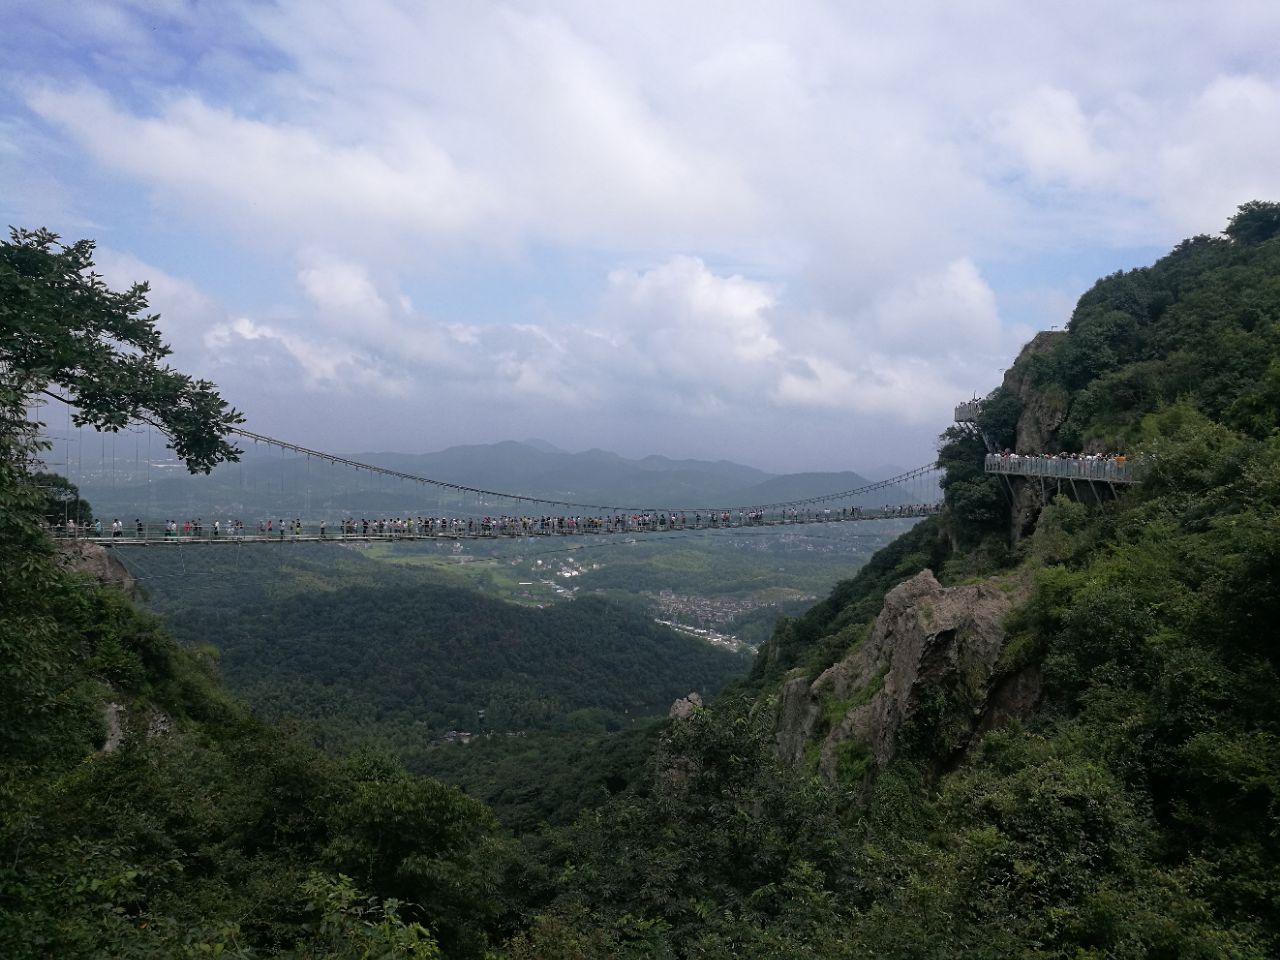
[51,509,939,546]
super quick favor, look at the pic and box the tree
[1224,200,1280,246]
[30,472,93,528]
[1,227,242,474]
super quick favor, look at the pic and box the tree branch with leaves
[1,227,243,474]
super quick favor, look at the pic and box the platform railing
[985,454,1138,484]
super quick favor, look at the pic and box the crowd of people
[987,450,1135,481]
[48,502,942,541]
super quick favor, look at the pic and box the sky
[4,1,1280,474]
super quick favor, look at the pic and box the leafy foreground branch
[1,227,242,473]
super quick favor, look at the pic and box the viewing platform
[985,454,1139,484]
[954,400,983,423]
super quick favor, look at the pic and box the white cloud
[601,256,781,390]
[27,86,495,253]
[203,316,410,398]
[998,87,1113,188]
[863,258,1001,351]
[91,247,225,356]
[1156,74,1280,235]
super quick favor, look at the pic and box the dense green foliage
[2,486,496,956]
[32,470,94,527]
[419,724,663,833]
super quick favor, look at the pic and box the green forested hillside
[118,543,748,831]
[125,545,747,739]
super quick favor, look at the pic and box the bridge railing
[985,454,1138,484]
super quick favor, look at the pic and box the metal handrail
[984,454,1138,484]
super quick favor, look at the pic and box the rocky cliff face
[57,541,137,595]
[777,569,1035,785]
[999,330,1068,538]
[1002,330,1068,454]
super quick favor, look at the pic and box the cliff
[57,540,137,595]
[776,569,1034,784]
[1001,330,1068,455]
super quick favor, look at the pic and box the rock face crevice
[776,570,1035,785]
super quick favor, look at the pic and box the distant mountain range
[73,439,916,519]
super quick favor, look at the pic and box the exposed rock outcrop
[1002,330,1068,455]
[1000,330,1069,538]
[58,541,136,595]
[98,700,174,753]
[777,569,1034,785]
[101,702,127,753]
[656,693,706,794]
[668,692,703,720]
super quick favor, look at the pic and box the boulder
[668,691,703,720]
[777,569,1035,785]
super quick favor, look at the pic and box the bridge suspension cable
[29,392,940,515]
[227,426,939,515]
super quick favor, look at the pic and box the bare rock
[145,708,174,739]
[101,702,126,753]
[668,692,703,720]
[1002,330,1068,455]
[775,674,817,761]
[58,541,136,595]
[998,331,1070,539]
[98,701,173,753]
[655,694,706,795]
[777,569,1035,786]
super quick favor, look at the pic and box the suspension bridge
[34,393,1145,549]
[34,407,947,547]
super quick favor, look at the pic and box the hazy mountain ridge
[77,438,907,517]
